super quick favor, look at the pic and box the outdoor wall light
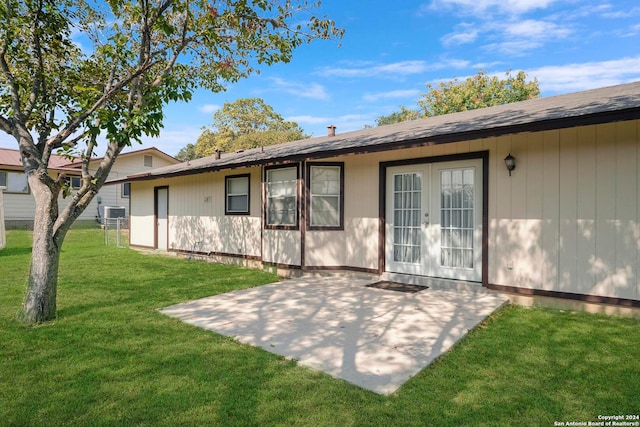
[504,153,516,176]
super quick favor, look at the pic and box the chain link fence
[104,218,128,248]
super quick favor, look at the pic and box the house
[0,185,5,249]
[0,146,179,228]
[121,81,640,307]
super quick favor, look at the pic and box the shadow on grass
[0,247,32,257]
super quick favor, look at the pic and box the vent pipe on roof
[327,125,336,137]
[215,149,222,160]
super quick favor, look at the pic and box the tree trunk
[19,176,62,324]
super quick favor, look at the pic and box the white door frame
[382,153,487,283]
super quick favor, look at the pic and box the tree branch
[0,115,13,134]
[23,0,47,121]
[0,43,24,122]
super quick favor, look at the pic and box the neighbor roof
[66,146,178,167]
[121,80,640,183]
[0,148,79,172]
[1,146,178,172]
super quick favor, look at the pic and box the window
[0,170,29,194]
[308,163,343,229]
[265,166,298,228]
[225,174,249,215]
[65,176,81,190]
[143,155,153,167]
[122,182,131,198]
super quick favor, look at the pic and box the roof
[0,147,79,171]
[1,146,178,172]
[118,80,640,183]
[66,146,178,167]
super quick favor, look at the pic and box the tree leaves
[376,70,540,126]
[194,97,308,157]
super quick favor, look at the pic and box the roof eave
[120,106,640,184]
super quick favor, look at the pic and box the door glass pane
[392,172,422,264]
[440,168,474,269]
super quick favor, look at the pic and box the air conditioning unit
[104,206,126,219]
[99,206,126,224]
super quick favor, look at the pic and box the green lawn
[1,229,639,426]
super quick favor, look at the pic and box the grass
[1,229,640,426]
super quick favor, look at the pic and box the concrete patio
[160,275,509,395]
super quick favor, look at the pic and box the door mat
[366,281,428,293]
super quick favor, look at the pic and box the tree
[195,97,307,157]
[176,143,199,162]
[375,106,421,126]
[418,70,539,117]
[0,0,342,324]
[375,70,540,125]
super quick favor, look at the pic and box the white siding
[129,180,157,248]
[128,120,640,302]
[262,229,301,265]
[93,151,177,220]
[0,186,5,249]
[3,150,177,224]
[130,168,262,256]
[491,121,639,301]
[305,155,379,270]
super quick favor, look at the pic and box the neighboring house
[0,185,5,249]
[0,147,179,227]
[120,81,640,307]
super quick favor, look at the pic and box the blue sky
[2,0,640,157]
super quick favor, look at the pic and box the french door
[385,159,483,281]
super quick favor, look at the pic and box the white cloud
[270,78,329,100]
[472,17,573,55]
[287,115,332,125]
[425,0,557,16]
[318,59,470,79]
[198,104,220,114]
[363,89,421,102]
[527,56,640,93]
[287,113,380,136]
[318,60,430,78]
[441,28,479,46]
[601,6,640,19]
[483,40,544,56]
[503,19,571,38]
[138,126,203,156]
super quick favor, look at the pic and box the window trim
[263,164,300,230]
[0,170,29,194]
[122,182,131,198]
[306,162,344,231]
[225,173,250,215]
[65,175,81,190]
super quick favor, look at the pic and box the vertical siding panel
[594,123,617,296]
[510,134,527,220]
[542,130,560,290]
[558,127,578,293]
[468,138,484,153]
[509,133,532,288]
[576,125,597,294]
[455,140,470,154]
[524,131,544,289]
[526,132,544,219]
[615,121,637,299]
[494,135,512,284]
[483,136,499,282]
